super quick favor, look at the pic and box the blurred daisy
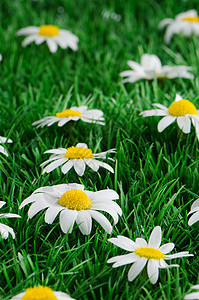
[159,10,199,43]
[32,106,105,128]
[188,199,199,226]
[140,94,199,140]
[10,285,75,300]
[184,285,199,299]
[107,226,193,284]
[0,136,13,157]
[120,54,193,83]
[16,24,79,53]
[41,143,115,176]
[0,54,2,61]
[19,183,122,235]
[0,201,21,239]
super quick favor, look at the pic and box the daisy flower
[19,183,122,235]
[120,54,193,83]
[140,94,199,140]
[16,25,79,53]
[10,285,75,300]
[188,199,199,226]
[32,106,105,128]
[107,226,193,284]
[41,143,115,176]
[159,10,199,44]
[0,136,13,157]
[0,201,21,239]
[184,285,199,299]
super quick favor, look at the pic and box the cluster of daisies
[1,8,199,300]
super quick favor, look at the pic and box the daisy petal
[148,226,162,248]
[147,259,159,284]
[59,210,78,233]
[128,257,147,282]
[157,115,175,132]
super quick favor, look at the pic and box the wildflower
[32,106,105,128]
[16,25,79,53]
[159,10,199,43]
[0,201,21,239]
[41,143,115,175]
[10,285,74,300]
[188,199,199,226]
[120,54,193,83]
[0,136,12,157]
[19,183,122,235]
[184,285,199,299]
[107,226,193,284]
[140,94,199,140]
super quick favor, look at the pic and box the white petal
[22,34,38,47]
[73,159,86,176]
[76,211,92,235]
[89,190,119,201]
[191,199,199,210]
[28,200,49,218]
[175,94,183,101]
[0,223,15,239]
[59,210,78,233]
[157,115,175,132]
[42,158,66,173]
[165,252,193,259]
[0,145,8,156]
[94,160,114,173]
[0,136,13,143]
[177,117,191,134]
[16,26,38,35]
[152,103,168,110]
[19,193,45,209]
[141,54,162,71]
[135,238,147,247]
[61,160,74,174]
[158,18,173,29]
[46,39,58,53]
[108,236,138,251]
[128,257,147,281]
[107,253,139,267]
[91,204,120,224]
[89,210,112,234]
[147,259,159,284]
[127,60,144,72]
[54,291,75,299]
[148,226,162,248]
[0,201,6,209]
[159,243,175,254]
[76,143,88,148]
[140,109,168,117]
[44,148,66,155]
[188,211,199,226]
[85,159,100,172]
[45,206,64,224]
[184,292,199,299]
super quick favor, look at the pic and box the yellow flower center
[58,189,92,210]
[65,146,93,159]
[39,25,59,37]
[168,99,198,116]
[21,286,58,300]
[56,109,82,118]
[182,16,199,22]
[135,247,165,260]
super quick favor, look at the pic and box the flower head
[19,183,122,235]
[140,94,199,140]
[0,201,21,239]
[16,25,79,53]
[184,285,199,299]
[120,54,193,83]
[159,10,199,43]
[188,199,199,226]
[107,226,193,284]
[10,285,75,300]
[32,106,105,128]
[41,143,115,176]
[0,136,13,157]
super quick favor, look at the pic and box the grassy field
[0,0,199,299]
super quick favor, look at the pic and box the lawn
[0,0,199,299]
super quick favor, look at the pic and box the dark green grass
[0,0,199,299]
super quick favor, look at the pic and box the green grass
[0,0,199,299]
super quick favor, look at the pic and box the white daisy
[19,183,122,235]
[120,54,193,83]
[32,105,105,128]
[10,285,75,300]
[0,136,13,157]
[16,25,79,53]
[107,226,193,284]
[159,10,199,44]
[140,94,199,140]
[41,143,115,176]
[184,285,199,299]
[0,201,21,239]
[188,199,199,226]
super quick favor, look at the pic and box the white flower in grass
[41,143,115,176]
[120,54,193,83]
[0,201,21,239]
[159,10,199,44]
[0,136,13,157]
[32,105,105,128]
[16,25,79,53]
[10,285,75,300]
[107,226,193,284]
[19,183,122,235]
[185,285,199,299]
[188,199,199,226]
[140,94,199,140]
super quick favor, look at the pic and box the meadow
[0,0,199,299]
